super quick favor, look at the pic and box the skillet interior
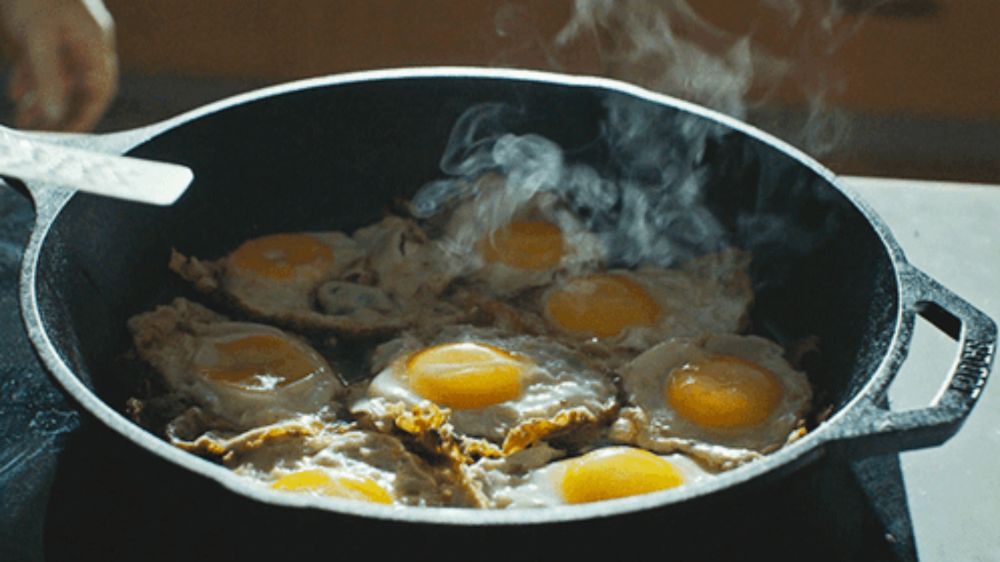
[32,75,900,524]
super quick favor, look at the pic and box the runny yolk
[545,274,661,338]
[559,447,684,504]
[479,220,565,271]
[229,233,333,280]
[405,342,525,410]
[271,469,393,504]
[665,355,782,429]
[199,333,324,390]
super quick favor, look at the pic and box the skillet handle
[825,265,996,458]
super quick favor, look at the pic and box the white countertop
[841,176,1000,562]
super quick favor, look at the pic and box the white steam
[556,0,765,119]
[552,0,858,156]
[413,1,862,277]
[413,98,730,269]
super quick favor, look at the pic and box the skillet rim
[18,66,910,525]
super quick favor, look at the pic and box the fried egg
[227,423,482,507]
[170,231,391,333]
[472,446,712,508]
[171,221,467,337]
[611,334,812,469]
[351,327,619,456]
[435,175,604,295]
[538,250,753,355]
[128,298,345,430]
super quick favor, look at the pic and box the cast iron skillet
[12,68,997,526]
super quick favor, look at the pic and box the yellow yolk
[666,355,783,429]
[545,274,661,338]
[199,333,324,390]
[558,447,684,504]
[479,220,565,271]
[405,342,525,410]
[271,469,393,504]
[229,233,333,280]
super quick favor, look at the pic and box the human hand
[1,0,118,132]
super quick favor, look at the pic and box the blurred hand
[1,0,118,132]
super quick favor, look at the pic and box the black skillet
[11,68,996,535]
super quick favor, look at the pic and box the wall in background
[104,1,999,120]
[39,1,1000,182]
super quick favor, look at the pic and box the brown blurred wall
[104,0,1000,121]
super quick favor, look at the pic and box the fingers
[11,31,70,130]
[6,62,39,128]
[3,0,118,132]
[7,62,29,105]
[61,41,118,132]
[61,1,118,132]
[9,28,118,132]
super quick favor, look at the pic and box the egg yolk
[405,342,525,410]
[558,447,684,504]
[665,355,782,429]
[479,220,565,271]
[271,469,393,504]
[229,233,333,280]
[199,333,325,390]
[545,274,661,338]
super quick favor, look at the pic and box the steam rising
[413,96,731,269]
[556,0,762,119]
[550,0,860,156]
[415,1,856,282]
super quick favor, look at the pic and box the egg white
[351,215,455,301]
[611,333,812,469]
[434,174,604,295]
[470,446,713,508]
[128,298,345,430]
[228,423,482,507]
[351,326,619,456]
[538,249,753,357]
[170,225,465,338]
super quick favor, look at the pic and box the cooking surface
[1,175,995,560]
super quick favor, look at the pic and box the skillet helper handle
[828,265,996,458]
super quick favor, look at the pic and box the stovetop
[0,184,918,562]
